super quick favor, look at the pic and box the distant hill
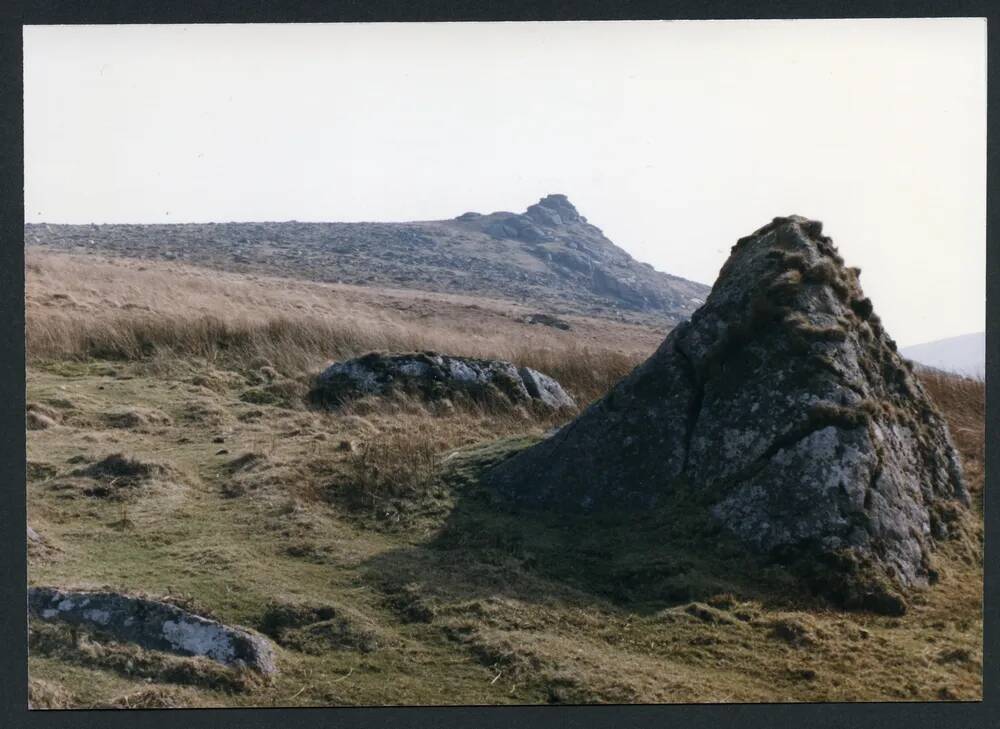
[900,332,985,378]
[24,194,709,326]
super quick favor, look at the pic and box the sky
[23,20,986,347]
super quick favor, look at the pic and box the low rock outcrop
[525,313,572,330]
[28,587,277,674]
[486,216,968,612]
[310,352,576,410]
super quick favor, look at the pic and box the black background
[1,2,996,728]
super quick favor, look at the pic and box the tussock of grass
[61,453,189,503]
[343,431,440,508]
[101,406,172,430]
[27,312,387,374]
[75,453,168,483]
[258,600,386,654]
[27,461,58,482]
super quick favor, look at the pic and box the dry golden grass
[288,391,569,529]
[24,249,985,707]
[29,311,639,406]
[26,250,651,404]
[918,369,985,497]
[344,429,441,506]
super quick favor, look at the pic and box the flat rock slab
[28,587,277,675]
[311,351,576,410]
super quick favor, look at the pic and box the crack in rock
[310,352,575,411]
[484,215,969,607]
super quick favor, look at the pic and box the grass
[24,251,984,708]
[27,310,638,410]
[342,430,441,512]
[918,369,986,501]
[25,249,652,405]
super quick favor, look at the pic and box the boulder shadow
[357,437,819,620]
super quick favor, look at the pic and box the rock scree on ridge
[485,215,969,614]
[310,351,576,410]
[26,193,710,325]
[28,586,277,675]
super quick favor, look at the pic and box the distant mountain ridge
[25,194,710,325]
[900,332,984,378]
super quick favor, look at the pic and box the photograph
[22,18,985,710]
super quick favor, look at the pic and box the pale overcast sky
[24,20,985,347]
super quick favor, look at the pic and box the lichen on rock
[310,351,575,411]
[485,215,968,612]
[28,587,277,674]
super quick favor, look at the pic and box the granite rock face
[486,216,968,610]
[461,194,706,315]
[311,352,575,411]
[28,587,277,674]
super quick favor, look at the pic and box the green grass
[26,357,984,708]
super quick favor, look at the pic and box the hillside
[901,332,985,379]
[24,194,709,326]
[25,251,983,708]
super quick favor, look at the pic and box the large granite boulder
[310,352,575,410]
[28,587,277,674]
[485,216,968,612]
